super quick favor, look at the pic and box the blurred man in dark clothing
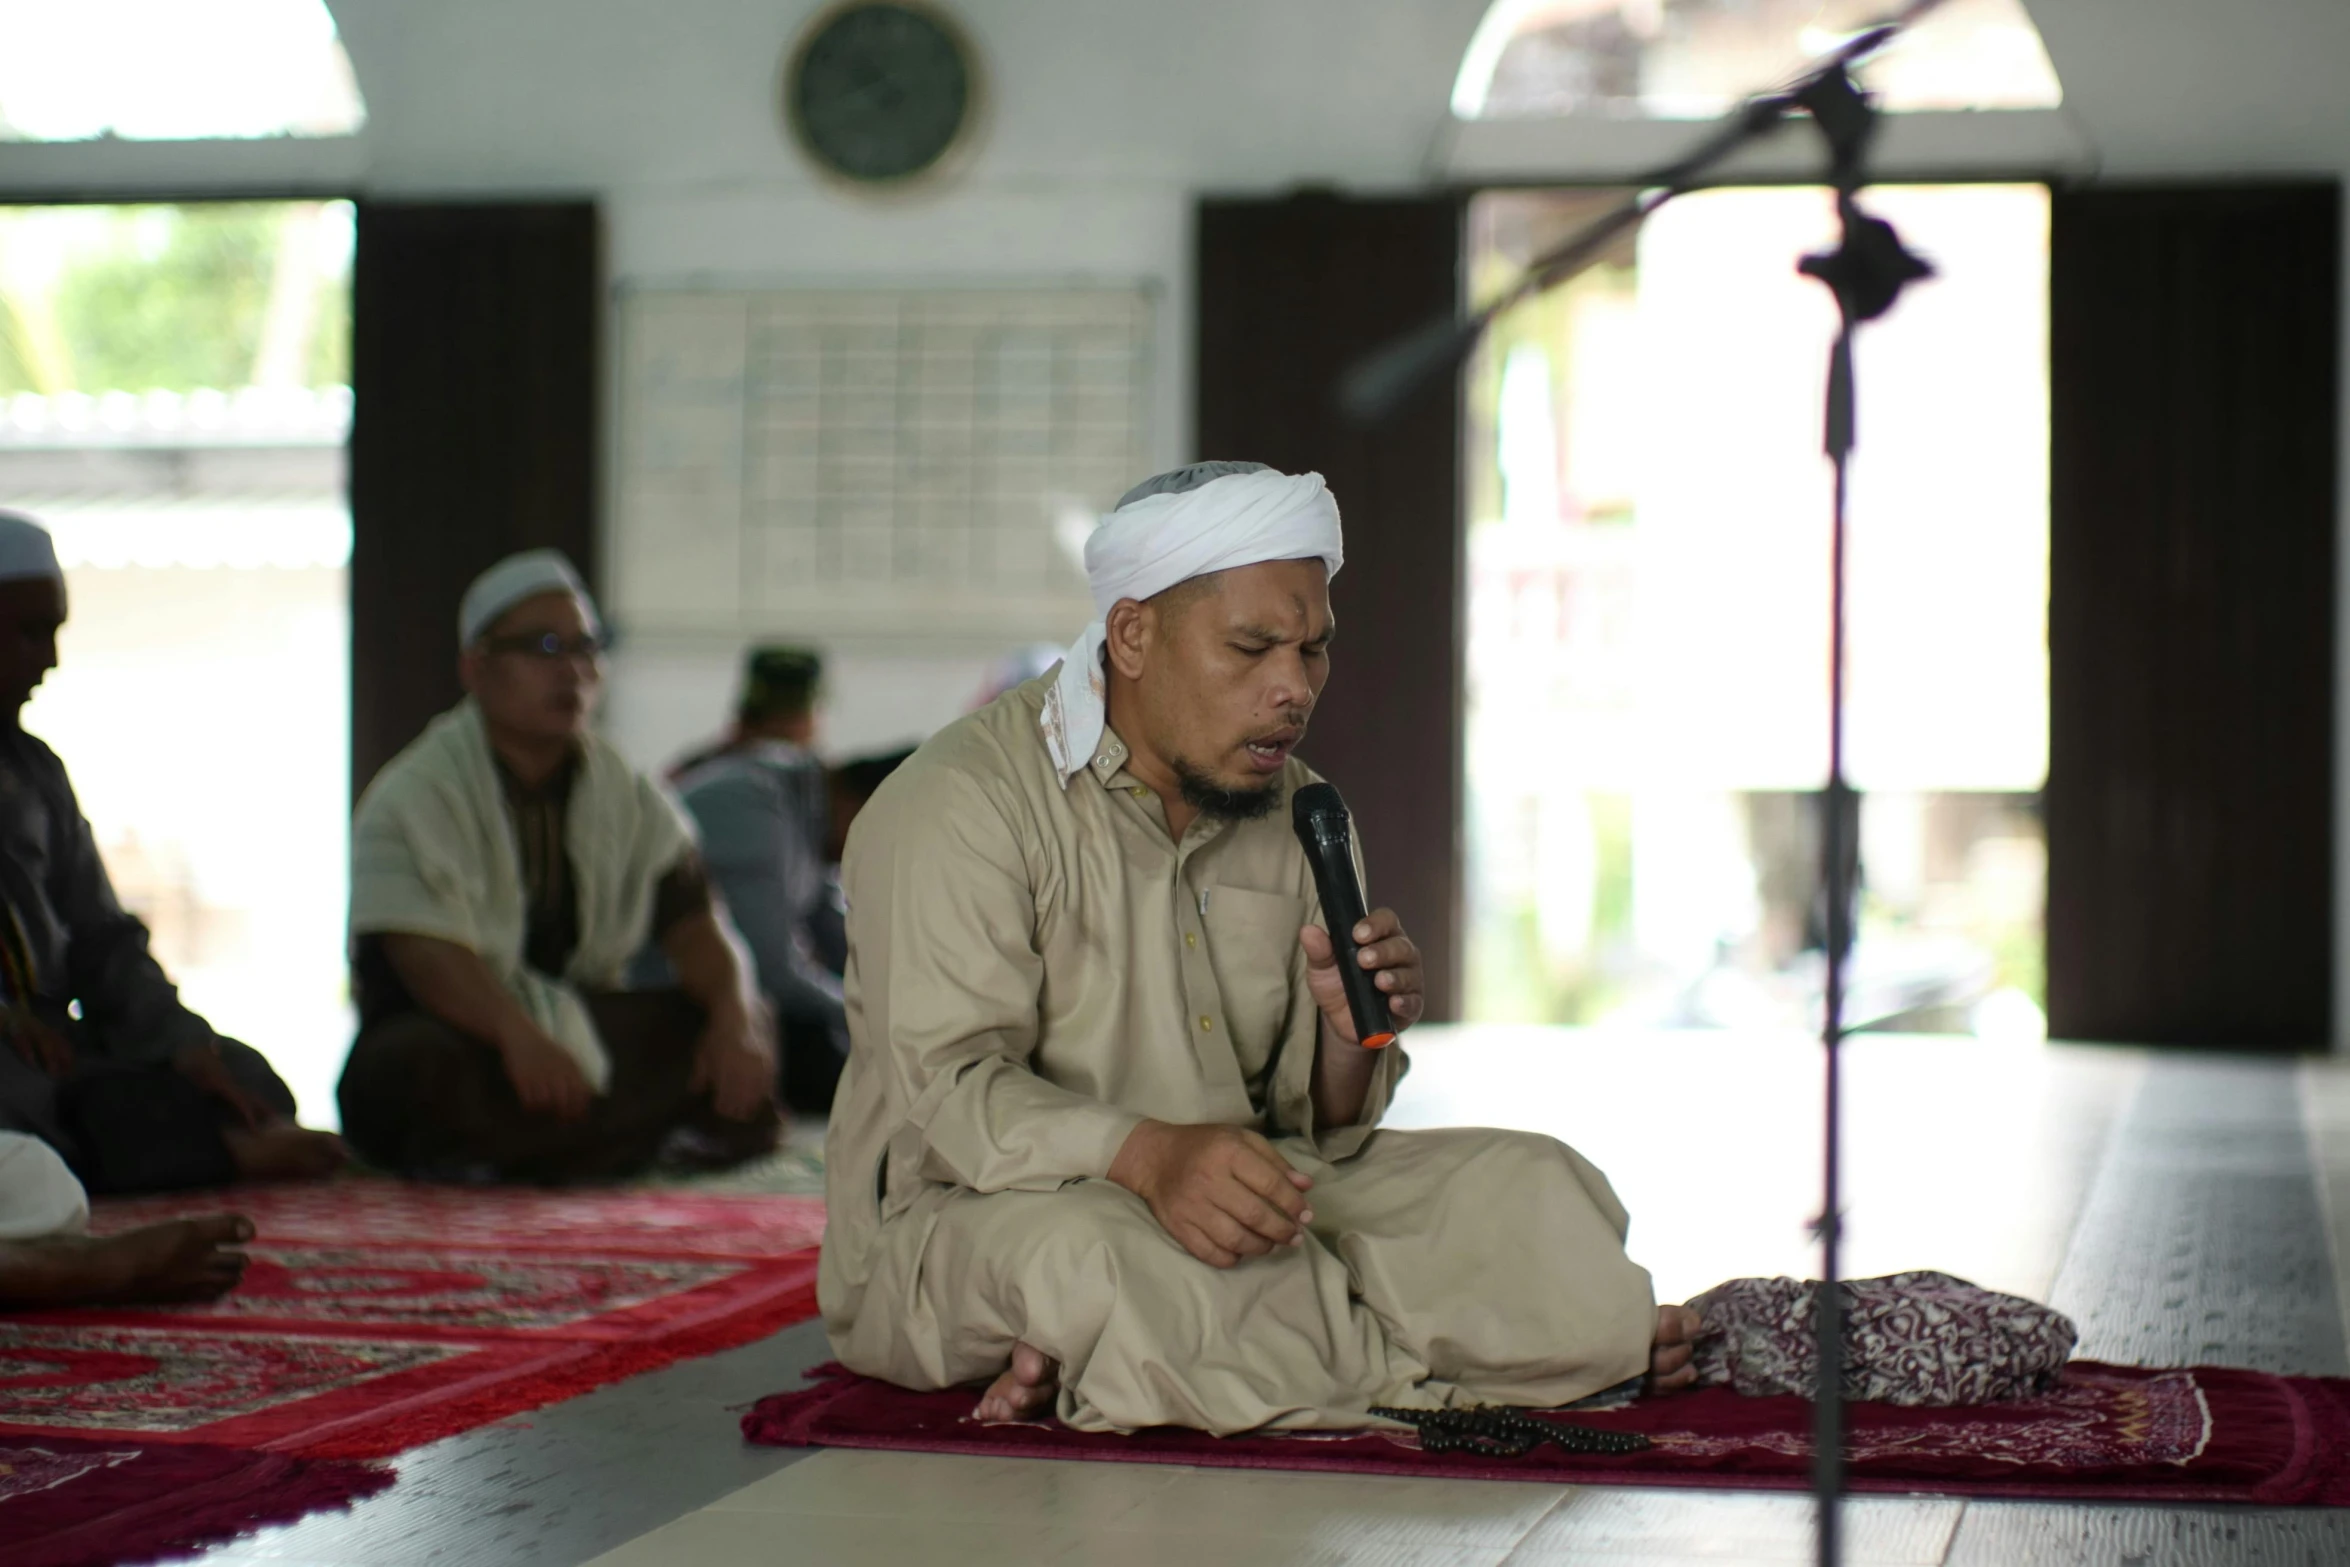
[0,511,342,1195]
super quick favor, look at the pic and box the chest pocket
[1202,886,1305,1072]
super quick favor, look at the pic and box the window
[1454,0,2061,120]
[1463,185,2050,1039]
[0,0,364,142]
[3,202,355,1124]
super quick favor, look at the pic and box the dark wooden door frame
[1196,190,1469,1021]
[348,199,602,801]
[2045,179,2340,1048]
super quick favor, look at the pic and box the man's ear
[1102,598,1153,682]
[457,648,484,696]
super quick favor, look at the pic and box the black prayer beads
[1368,1405,1654,1458]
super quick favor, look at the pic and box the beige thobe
[819,675,1656,1433]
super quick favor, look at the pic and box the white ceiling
[314,0,2350,192]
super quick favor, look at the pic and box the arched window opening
[0,0,364,141]
[1454,0,2061,121]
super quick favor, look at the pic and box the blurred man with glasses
[338,551,779,1182]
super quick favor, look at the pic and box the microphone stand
[1342,11,1937,1566]
[1791,68,1935,1567]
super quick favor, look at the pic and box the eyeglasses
[483,631,613,662]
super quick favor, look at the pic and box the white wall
[8,0,2346,1030]
[309,0,1506,770]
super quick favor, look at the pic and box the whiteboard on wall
[613,285,1154,641]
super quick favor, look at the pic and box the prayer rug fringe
[8,1434,393,1567]
[743,1360,2350,1506]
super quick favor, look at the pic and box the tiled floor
[195,1029,2350,1566]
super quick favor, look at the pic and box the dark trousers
[336,989,780,1184]
[0,1034,294,1195]
[778,1012,846,1116]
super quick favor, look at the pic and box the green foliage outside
[0,203,350,398]
[1466,791,1638,1024]
[1463,251,1635,537]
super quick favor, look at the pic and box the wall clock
[784,2,979,185]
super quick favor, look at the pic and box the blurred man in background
[338,550,779,1182]
[667,646,847,1114]
[801,745,919,980]
[669,645,826,787]
[0,511,343,1195]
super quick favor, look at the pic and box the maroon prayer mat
[4,1180,825,1461]
[4,1431,392,1567]
[743,1361,2350,1505]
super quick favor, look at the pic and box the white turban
[1040,466,1343,785]
[459,549,599,648]
[0,510,62,585]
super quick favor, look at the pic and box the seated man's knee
[336,1016,489,1155]
[342,1014,484,1080]
[946,1182,1187,1313]
[1476,1127,1575,1175]
[212,1038,297,1120]
[584,988,703,1046]
[1475,1128,1632,1239]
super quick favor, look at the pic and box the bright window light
[1453,0,2062,121]
[0,0,364,141]
[1463,184,2051,1038]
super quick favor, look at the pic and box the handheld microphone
[1290,782,1396,1050]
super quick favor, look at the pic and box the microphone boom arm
[1339,1,1945,422]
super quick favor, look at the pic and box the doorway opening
[0,200,354,1123]
[1462,183,2049,1039]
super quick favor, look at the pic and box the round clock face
[786,3,975,184]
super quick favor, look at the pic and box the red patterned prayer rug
[743,1361,2350,1506]
[1,1180,826,1462]
[6,1432,392,1567]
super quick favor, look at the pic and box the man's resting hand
[690,995,777,1123]
[497,1025,593,1120]
[1108,1120,1315,1269]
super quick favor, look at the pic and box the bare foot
[223,1123,348,1183]
[0,1214,254,1307]
[1649,1303,1702,1392]
[972,1340,1060,1423]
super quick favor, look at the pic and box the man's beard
[1173,757,1281,822]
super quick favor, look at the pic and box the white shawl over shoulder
[349,701,693,1092]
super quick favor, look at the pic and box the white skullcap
[1040,465,1343,785]
[458,549,599,648]
[0,510,62,585]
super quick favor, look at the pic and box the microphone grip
[1303,841,1396,1051]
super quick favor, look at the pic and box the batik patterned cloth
[1687,1269,2078,1406]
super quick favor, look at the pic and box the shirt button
[1185,932,1197,948]
[1130,786,1147,798]
[1198,1015,1214,1032]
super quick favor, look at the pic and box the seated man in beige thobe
[821,463,1697,1434]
